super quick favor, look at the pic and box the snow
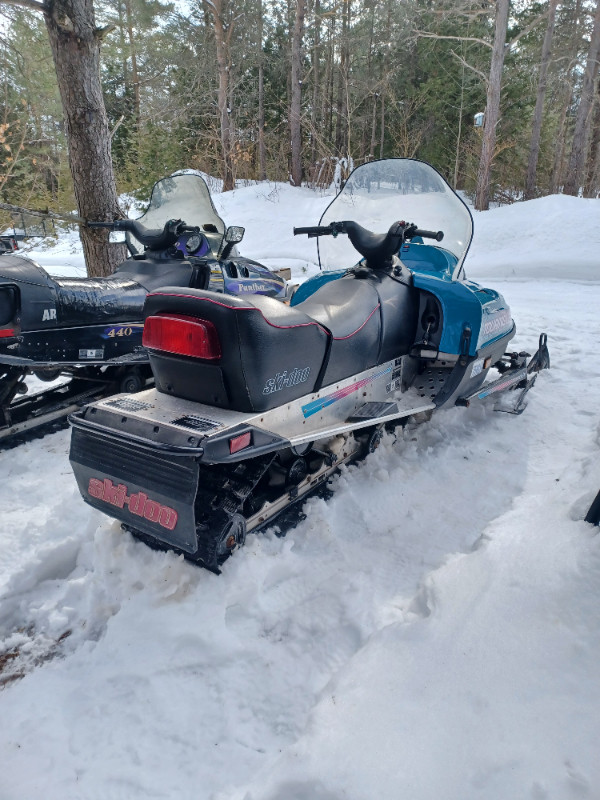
[1,182,600,800]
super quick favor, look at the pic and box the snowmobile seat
[296,272,419,384]
[144,288,331,412]
[295,275,383,383]
[0,253,203,331]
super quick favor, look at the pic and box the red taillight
[0,329,15,338]
[229,431,251,454]
[143,314,221,360]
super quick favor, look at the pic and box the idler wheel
[120,371,144,393]
[286,457,308,486]
[365,426,383,455]
[216,513,247,560]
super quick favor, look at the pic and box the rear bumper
[69,423,201,554]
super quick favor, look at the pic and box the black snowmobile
[69,158,550,572]
[0,173,289,441]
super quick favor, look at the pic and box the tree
[524,0,559,200]
[475,0,510,211]
[0,0,126,277]
[203,0,236,191]
[289,0,305,186]
[563,0,600,196]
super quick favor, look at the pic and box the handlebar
[294,221,443,243]
[293,219,445,268]
[410,227,444,242]
[87,218,195,251]
[293,223,344,238]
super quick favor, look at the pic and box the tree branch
[450,48,488,85]
[0,201,85,225]
[414,30,493,49]
[507,9,549,51]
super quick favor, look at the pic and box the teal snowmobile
[69,158,550,571]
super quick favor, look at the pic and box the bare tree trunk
[42,0,126,276]
[524,0,558,200]
[204,0,235,191]
[584,87,600,196]
[310,0,320,167]
[334,0,349,157]
[475,0,510,211]
[551,0,583,193]
[564,0,600,196]
[370,93,378,159]
[290,0,306,186]
[123,0,140,129]
[257,0,266,180]
[379,90,385,159]
[453,59,465,190]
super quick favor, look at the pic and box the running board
[455,366,528,409]
[286,399,435,449]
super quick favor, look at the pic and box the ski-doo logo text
[42,308,57,321]
[263,367,310,394]
[88,478,178,530]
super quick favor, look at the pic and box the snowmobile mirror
[225,226,245,244]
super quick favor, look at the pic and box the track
[0,358,152,451]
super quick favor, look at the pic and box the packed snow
[1,180,599,800]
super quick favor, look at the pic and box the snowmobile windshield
[318,159,473,279]
[127,173,226,256]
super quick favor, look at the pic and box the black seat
[144,288,330,412]
[0,253,200,331]
[143,271,419,413]
[295,276,382,383]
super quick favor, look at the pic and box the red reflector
[0,329,15,338]
[229,431,251,454]
[143,314,221,360]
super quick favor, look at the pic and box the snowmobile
[69,158,550,572]
[0,173,288,440]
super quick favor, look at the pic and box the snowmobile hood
[318,159,473,280]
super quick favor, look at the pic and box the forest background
[1,0,599,263]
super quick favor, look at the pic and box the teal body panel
[291,269,347,306]
[405,242,513,356]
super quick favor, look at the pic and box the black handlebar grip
[87,221,117,229]
[413,228,444,242]
[293,225,332,236]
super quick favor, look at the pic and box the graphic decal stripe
[302,366,392,418]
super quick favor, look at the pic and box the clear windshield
[318,159,473,278]
[127,173,226,255]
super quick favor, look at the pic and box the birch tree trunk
[475,0,510,211]
[563,0,600,196]
[524,0,558,200]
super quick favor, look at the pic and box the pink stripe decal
[333,305,380,340]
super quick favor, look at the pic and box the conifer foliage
[1,0,599,272]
